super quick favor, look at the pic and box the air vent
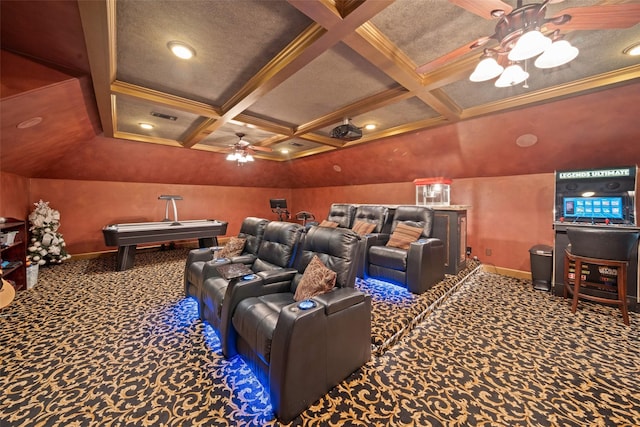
[150,112,178,121]
[289,142,303,147]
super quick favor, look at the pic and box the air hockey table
[102,219,228,271]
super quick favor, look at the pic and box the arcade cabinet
[552,166,639,310]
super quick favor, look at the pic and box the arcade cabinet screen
[563,196,623,220]
[269,198,287,209]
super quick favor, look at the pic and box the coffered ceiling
[1,0,639,188]
[75,0,640,161]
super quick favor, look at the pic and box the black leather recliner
[326,203,356,228]
[365,205,445,294]
[184,217,269,305]
[353,204,390,233]
[305,203,355,229]
[352,205,390,276]
[230,225,371,423]
[199,221,303,357]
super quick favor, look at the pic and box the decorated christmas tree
[27,200,71,265]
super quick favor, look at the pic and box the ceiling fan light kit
[495,64,529,87]
[469,0,578,88]
[469,53,504,82]
[225,132,270,165]
[534,39,579,69]
[507,30,551,61]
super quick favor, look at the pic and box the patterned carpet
[1,248,639,426]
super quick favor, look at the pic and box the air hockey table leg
[116,245,136,271]
[198,236,218,247]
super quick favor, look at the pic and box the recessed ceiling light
[623,42,640,56]
[139,123,154,130]
[167,41,195,59]
[16,117,43,129]
[516,133,538,147]
[364,124,376,130]
[280,148,290,154]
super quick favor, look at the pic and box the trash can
[26,264,39,289]
[529,244,553,291]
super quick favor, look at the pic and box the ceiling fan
[226,132,272,165]
[416,0,640,75]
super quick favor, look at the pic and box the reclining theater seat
[323,203,356,228]
[184,217,269,302]
[199,220,303,357]
[351,205,390,276]
[231,226,371,423]
[366,205,445,294]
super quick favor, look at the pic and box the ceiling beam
[182,0,396,149]
[295,86,412,135]
[111,81,220,118]
[77,0,117,138]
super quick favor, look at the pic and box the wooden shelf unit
[1,218,27,291]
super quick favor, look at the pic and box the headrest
[354,205,389,233]
[392,206,434,237]
[239,217,269,237]
[327,203,356,228]
[295,226,360,288]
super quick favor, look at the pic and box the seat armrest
[359,233,390,277]
[365,233,390,246]
[218,274,263,357]
[313,288,366,315]
[230,253,257,265]
[269,289,371,422]
[410,237,442,251]
[185,247,215,265]
[406,237,445,294]
[257,268,297,285]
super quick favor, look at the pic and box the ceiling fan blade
[448,0,512,19]
[249,145,273,153]
[548,4,640,31]
[416,37,492,75]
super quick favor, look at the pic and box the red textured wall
[27,179,291,254]
[293,174,556,272]
[6,170,636,273]
[453,174,555,271]
[0,171,30,219]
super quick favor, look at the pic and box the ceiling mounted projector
[330,118,362,141]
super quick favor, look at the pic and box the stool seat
[563,228,639,326]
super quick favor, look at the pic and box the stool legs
[618,266,629,326]
[564,250,630,326]
[570,259,582,315]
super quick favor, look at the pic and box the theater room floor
[1,248,638,426]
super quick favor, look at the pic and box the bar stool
[564,228,639,326]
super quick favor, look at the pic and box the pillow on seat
[219,237,246,258]
[319,220,339,228]
[386,223,422,250]
[294,255,337,301]
[352,220,376,235]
